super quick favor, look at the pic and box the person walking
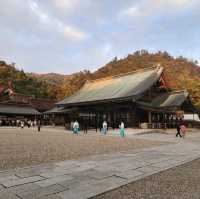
[180,122,187,139]
[99,122,102,132]
[21,121,24,129]
[27,120,31,128]
[34,119,37,127]
[102,121,108,135]
[83,120,88,134]
[73,120,79,135]
[119,121,125,137]
[37,120,41,132]
[70,121,74,131]
[176,119,182,138]
[16,120,19,127]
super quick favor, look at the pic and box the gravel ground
[0,128,165,170]
[93,158,200,199]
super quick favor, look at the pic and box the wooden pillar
[148,111,152,128]
[129,106,136,127]
[89,112,91,127]
[193,111,195,128]
[95,112,97,132]
[162,113,165,129]
[148,112,152,122]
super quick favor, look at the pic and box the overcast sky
[0,0,200,74]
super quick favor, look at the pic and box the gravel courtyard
[0,128,166,170]
[94,158,200,199]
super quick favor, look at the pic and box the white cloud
[28,0,87,41]
[160,0,191,8]
[120,0,197,19]
[74,43,115,72]
[58,23,87,41]
[53,0,79,10]
[121,6,143,17]
[154,0,193,11]
[29,1,50,24]
[64,26,86,41]
[1,0,200,74]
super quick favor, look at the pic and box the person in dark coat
[37,120,41,132]
[176,118,182,138]
[83,119,88,134]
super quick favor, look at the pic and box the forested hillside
[1,50,200,109]
[0,61,53,99]
[28,72,65,86]
[57,50,200,109]
[93,51,200,108]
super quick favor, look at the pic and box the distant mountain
[28,72,66,86]
[0,61,53,99]
[92,50,200,108]
[57,50,200,109]
[1,50,200,109]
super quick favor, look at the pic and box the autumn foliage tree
[1,50,200,110]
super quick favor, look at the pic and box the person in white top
[102,121,108,135]
[34,120,37,126]
[73,121,79,134]
[119,121,125,137]
[21,121,24,129]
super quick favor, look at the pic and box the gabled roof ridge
[86,66,161,84]
[0,100,32,107]
[166,90,188,95]
[31,97,55,102]
[56,66,164,106]
[0,100,11,104]
[151,90,189,102]
[11,92,33,98]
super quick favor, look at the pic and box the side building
[0,87,55,126]
[45,67,196,129]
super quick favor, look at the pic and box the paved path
[1,132,200,199]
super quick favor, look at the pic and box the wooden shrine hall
[46,67,196,129]
[0,85,55,125]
